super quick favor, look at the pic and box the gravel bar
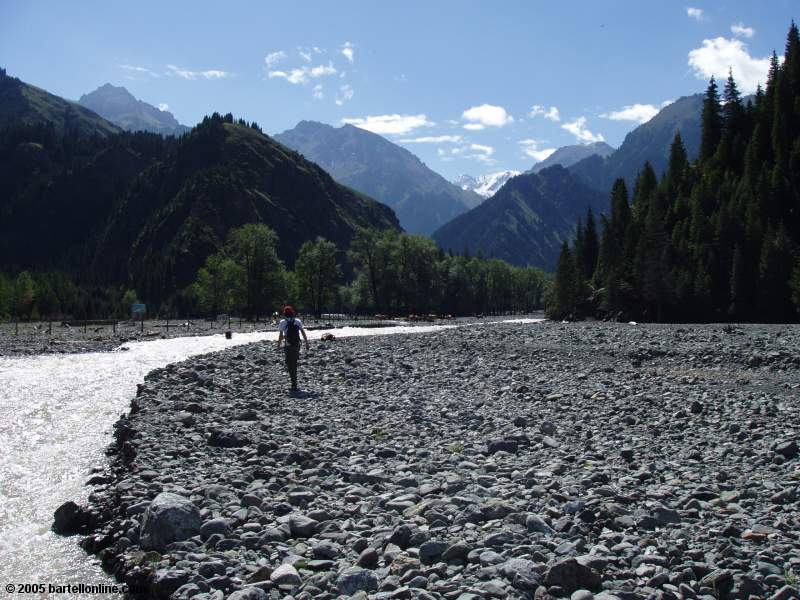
[61,321,800,600]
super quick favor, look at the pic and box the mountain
[569,95,704,192]
[455,170,521,199]
[529,141,615,173]
[0,68,120,137]
[274,120,483,235]
[0,113,399,306]
[78,83,190,136]
[433,165,607,271]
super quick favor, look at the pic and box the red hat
[283,305,295,317]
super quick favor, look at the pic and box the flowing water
[0,319,541,598]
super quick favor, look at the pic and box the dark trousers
[284,345,300,388]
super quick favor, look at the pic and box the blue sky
[1,1,796,180]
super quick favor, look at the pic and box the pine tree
[609,178,631,249]
[723,68,744,137]
[699,77,722,163]
[582,208,599,281]
[547,242,577,320]
[664,133,688,196]
[631,163,657,223]
[783,22,800,133]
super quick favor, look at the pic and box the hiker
[276,305,309,392]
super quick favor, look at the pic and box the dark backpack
[285,317,301,346]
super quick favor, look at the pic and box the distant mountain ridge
[0,111,399,306]
[0,68,120,137]
[433,165,607,270]
[455,170,521,199]
[79,83,190,136]
[274,120,482,235]
[530,141,615,173]
[568,95,704,192]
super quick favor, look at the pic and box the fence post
[48,321,52,335]
[112,321,116,334]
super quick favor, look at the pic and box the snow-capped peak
[455,170,521,198]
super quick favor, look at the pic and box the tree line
[548,22,800,323]
[191,224,549,319]
[1,224,549,324]
[0,271,139,321]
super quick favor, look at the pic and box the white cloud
[731,23,755,38]
[461,104,514,129]
[530,148,557,162]
[118,64,159,77]
[335,84,354,106]
[310,63,336,78]
[341,114,433,135]
[166,64,231,80]
[157,103,169,112]
[529,104,561,122]
[444,143,498,165]
[687,7,706,22]
[299,50,312,62]
[561,117,605,143]
[601,103,659,124]
[268,62,337,85]
[312,84,324,100]
[264,51,287,68]
[398,135,464,143]
[688,37,771,93]
[469,143,494,156]
[341,41,355,63]
[519,139,556,162]
[661,99,674,107]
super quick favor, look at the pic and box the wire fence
[0,312,458,338]
[0,309,540,339]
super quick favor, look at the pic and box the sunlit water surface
[0,319,541,597]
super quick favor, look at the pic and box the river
[0,319,541,598]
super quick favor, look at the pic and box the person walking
[276,305,309,393]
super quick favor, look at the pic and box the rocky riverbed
[63,321,800,599]
[0,316,423,356]
[0,320,253,356]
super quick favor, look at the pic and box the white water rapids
[0,319,541,598]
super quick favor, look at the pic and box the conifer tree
[664,133,688,196]
[723,69,744,138]
[699,77,722,163]
[582,208,599,281]
[637,191,671,320]
[547,242,577,320]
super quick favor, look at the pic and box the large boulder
[228,588,268,600]
[52,500,93,534]
[140,493,201,551]
[545,558,601,594]
[336,567,379,596]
